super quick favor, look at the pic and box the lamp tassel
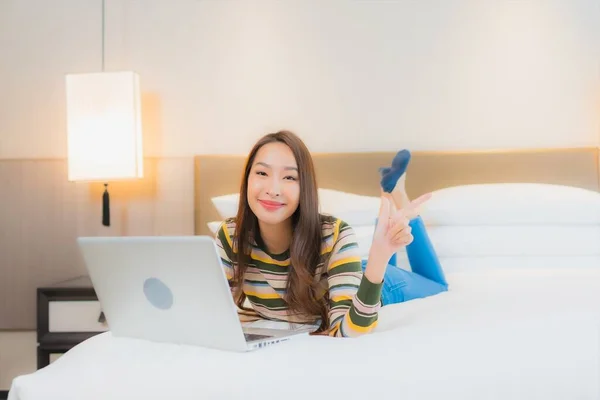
[102,183,110,227]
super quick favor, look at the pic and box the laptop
[76,235,311,352]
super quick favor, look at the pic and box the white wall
[1,0,598,159]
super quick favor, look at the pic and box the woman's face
[247,142,300,227]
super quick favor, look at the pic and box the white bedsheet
[9,267,600,400]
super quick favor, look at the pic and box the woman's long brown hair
[231,130,330,333]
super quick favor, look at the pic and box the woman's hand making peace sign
[363,192,432,284]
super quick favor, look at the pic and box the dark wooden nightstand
[37,276,108,369]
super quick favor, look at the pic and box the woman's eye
[255,171,267,176]
[285,176,297,181]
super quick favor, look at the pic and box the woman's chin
[253,209,289,226]
[249,202,295,226]
[257,213,288,226]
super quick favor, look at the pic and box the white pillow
[350,223,600,265]
[421,183,600,226]
[317,189,379,226]
[395,225,600,258]
[211,193,239,219]
[211,188,380,226]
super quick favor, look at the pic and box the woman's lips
[258,199,285,211]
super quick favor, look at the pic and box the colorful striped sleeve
[215,220,235,284]
[214,220,261,322]
[326,220,383,338]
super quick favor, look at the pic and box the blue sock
[379,149,411,193]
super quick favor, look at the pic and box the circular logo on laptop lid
[143,277,174,310]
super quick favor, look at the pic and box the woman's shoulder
[318,215,359,257]
[215,217,237,239]
[222,216,237,226]
[215,217,238,253]
[319,214,354,238]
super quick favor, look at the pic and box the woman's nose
[266,179,281,197]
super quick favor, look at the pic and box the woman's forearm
[363,249,390,284]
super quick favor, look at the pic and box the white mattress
[9,267,600,400]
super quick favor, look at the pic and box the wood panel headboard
[194,147,600,235]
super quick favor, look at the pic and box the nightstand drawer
[48,300,108,332]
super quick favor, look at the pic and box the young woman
[215,130,448,338]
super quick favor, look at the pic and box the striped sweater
[215,217,383,338]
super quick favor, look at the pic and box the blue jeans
[361,216,448,305]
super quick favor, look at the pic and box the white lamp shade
[66,71,143,182]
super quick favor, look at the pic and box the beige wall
[1,0,599,160]
[1,0,600,392]
[0,157,195,331]
[0,157,194,390]
[0,332,37,390]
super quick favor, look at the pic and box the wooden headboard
[194,147,600,235]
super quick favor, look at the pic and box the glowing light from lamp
[66,71,143,182]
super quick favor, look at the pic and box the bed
[8,147,600,400]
